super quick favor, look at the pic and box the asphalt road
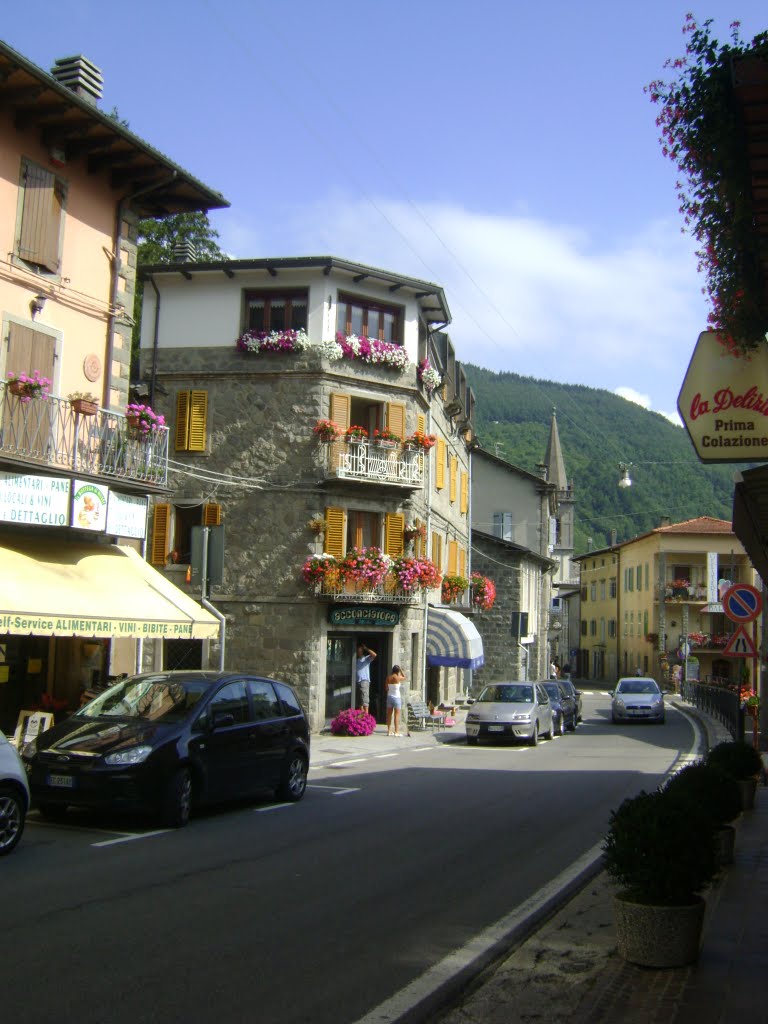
[1,693,701,1024]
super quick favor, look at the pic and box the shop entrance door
[326,636,356,721]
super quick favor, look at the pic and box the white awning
[426,608,484,669]
[0,536,219,639]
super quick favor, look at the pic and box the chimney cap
[50,54,103,105]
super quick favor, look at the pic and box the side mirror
[574,689,582,696]
[608,691,614,698]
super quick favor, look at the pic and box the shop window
[15,158,67,275]
[150,501,222,565]
[244,290,308,333]
[336,293,402,343]
[174,390,208,452]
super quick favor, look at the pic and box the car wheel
[277,752,308,802]
[0,785,26,856]
[466,736,479,746]
[611,714,619,724]
[528,723,539,747]
[162,767,192,828]
[557,715,567,736]
[37,802,68,820]
[566,714,577,733]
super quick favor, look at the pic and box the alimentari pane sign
[678,331,768,463]
[0,471,70,525]
[0,615,198,638]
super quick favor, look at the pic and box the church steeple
[545,408,568,492]
[543,408,576,582]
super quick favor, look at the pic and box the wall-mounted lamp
[618,462,633,488]
[30,294,47,319]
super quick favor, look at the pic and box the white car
[610,677,666,724]
[465,681,554,746]
[0,729,30,855]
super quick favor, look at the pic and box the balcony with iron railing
[316,580,429,604]
[1,383,168,488]
[319,439,425,488]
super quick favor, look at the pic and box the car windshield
[617,680,659,695]
[543,683,562,700]
[478,684,533,703]
[77,677,208,723]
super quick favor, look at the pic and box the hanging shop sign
[72,480,108,532]
[106,491,148,540]
[0,471,70,526]
[328,605,400,627]
[678,331,768,463]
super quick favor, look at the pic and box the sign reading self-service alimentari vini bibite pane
[678,331,768,463]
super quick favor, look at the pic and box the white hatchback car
[465,681,554,746]
[610,677,666,724]
[0,729,30,855]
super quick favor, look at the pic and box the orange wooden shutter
[447,541,458,575]
[203,503,221,526]
[174,392,190,451]
[460,470,468,514]
[188,391,208,452]
[459,548,466,577]
[384,513,405,556]
[436,439,446,489]
[431,532,442,571]
[18,162,63,272]
[150,503,171,565]
[449,457,458,502]
[324,507,346,557]
[329,392,351,429]
[386,401,406,442]
[417,413,425,434]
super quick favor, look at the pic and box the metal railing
[1,385,168,486]
[680,680,744,740]
[317,581,426,604]
[320,440,425,486]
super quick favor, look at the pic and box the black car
[542,681,577,735]
[559,679,583,724]
[22,671,310,827]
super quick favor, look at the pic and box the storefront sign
[678,331,768,463]
[0,472,70,526]
[0,614,199,638]
[328,605,400,627]
[106,491,148,539]
[72,480,108,532]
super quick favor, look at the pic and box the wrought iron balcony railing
[317,580,427,604]
[1,384,168,487]
[320,440,425,486]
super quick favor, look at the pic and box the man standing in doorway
[355,643,376,713]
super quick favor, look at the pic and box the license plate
[47,773,75,789]
[488,725,505,733]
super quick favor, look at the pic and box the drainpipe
[106,173,177,410]
[147,275,161,407]
[201,527,226,670]
[421,403,433,703]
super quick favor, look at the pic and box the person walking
[355,643,376,713]
[385,665,405,736]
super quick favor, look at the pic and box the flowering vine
[647,15,768,354]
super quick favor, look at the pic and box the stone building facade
[138,256,479,730]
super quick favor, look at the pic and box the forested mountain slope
[462,365,740,554]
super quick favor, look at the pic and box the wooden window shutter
[417,413,425,434]
[7,322,56,380]
[415,518,425,558]
[436,439,446,489]
[386,401,406,442]
[329,392,351,430]
[324,507,346,557]
[150,503,171,565]
[384,513,405,556]
[447,541,458,575]
[460,471,468,514]
[431,532,442,571]
[174,392,190,451]
[18,163,63,272]
[459,548,466,577]
[188,391,208,451]
[203,503,221,526]
[449,457,458,502]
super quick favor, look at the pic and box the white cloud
[218,195,708,417]
[614,387,651,409]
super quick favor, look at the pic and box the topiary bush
[662,762,742,826]
[603,789,718,905]
[330,708,377,737]
[705,741,763,781]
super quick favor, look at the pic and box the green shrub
[705,741,763,781]
[662,762,742,825]
[603,789,718,905]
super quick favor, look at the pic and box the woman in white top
[386,665,405,736]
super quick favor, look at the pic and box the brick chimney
[50,55,103,106]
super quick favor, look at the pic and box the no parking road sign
[722,584,762,624]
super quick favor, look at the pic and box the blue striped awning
[427,608,484,669]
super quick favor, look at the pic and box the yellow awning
[0,537,220,639]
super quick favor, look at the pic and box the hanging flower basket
[70,392,99,416]
[313,419,342,443]
[6,371,51,403]
[125,402,165,437]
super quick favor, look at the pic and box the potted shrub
[662,761,742,864]
[68,391,99,416]
[330,708,377,736]
[706,740,764,810]
[603,788,718,966]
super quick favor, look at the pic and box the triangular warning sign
[722,626,757,658]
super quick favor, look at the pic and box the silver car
[465,681,554,746]
[610,677,666,724]
[0,729,30,855]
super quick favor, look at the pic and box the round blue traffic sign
[722,584,762,623]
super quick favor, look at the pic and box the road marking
[307,784,360,796]
[27,816,143,839]
[92,829,171,847]
[350,841,605,1024]
[328,758,367,767]
[372,753,398,759]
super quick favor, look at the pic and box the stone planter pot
[715,824,735,866]
[613,893,705,967]
[737,777,757,811]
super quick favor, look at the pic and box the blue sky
[5,2,767,427]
